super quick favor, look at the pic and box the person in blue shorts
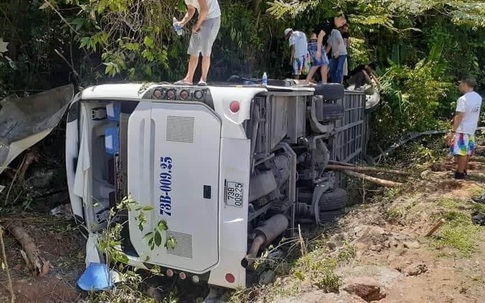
[284,28,311,79]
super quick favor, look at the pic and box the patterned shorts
[292,54,311,76]
[450,133,476,156]
[308,40,329,67]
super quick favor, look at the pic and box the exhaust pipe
[241,234,266,268]
[241,214,289,268]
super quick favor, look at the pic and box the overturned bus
[63,79,378,290]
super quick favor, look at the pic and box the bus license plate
[225,181,243,207]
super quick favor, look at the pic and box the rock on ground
[342,276,387,301]
[400,262,428,276]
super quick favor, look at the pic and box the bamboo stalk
[341,170,403,187]
[326,164,410,175]
[327,160,355,167]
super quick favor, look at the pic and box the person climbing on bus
[346,62,380,90]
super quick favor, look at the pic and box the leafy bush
[3,0,485,150]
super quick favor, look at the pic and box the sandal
[174,79,192,85]
[197,80,207,86]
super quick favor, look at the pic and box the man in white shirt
[174,0,221,86]
[446,76,482,179]
[284,28,310,80]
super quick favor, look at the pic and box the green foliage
[294,253,341,292]
[43,0,178,82]
[267,0,320,19]
[99,221,129,264]
[367,32,455,153]
[116,195,171,251]
[0,0,71,95]
[2,0,485,151]
[384,205,406,223]
[337,242,356,262]
[143,219,171,250]
[90,266,157,303]
[94,196,173,301]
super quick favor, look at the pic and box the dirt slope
[236,160,485,303]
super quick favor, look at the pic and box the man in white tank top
[174,0,221,86]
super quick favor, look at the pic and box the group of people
[285,14,348,83]
[284,13,379,90]
[284,13,347,84]
[172,2,377,90]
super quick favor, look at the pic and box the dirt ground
[256,158,485,303]
[1,158,485,303]
[0,216,85,303]
[337,179,485,303]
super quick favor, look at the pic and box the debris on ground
[0,216,84,302]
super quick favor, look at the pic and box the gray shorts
[188,17,221,57]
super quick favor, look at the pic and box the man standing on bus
[284,28,310,80]
[174,0,221,86]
